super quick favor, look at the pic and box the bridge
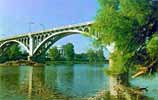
[0,21,95,60]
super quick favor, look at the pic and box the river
[0,64,157,100]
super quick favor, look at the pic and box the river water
[0,64,157,100]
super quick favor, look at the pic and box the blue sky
[0,0,109,57]
[0,0,98,34]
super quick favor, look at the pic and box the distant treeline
[48,43,106,63]
[0,43,107,63]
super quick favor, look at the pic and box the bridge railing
[0,21,94,42]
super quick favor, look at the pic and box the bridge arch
[33,30,90,55]
[0,40,30,54]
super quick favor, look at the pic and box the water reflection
[44,64,108,98]
[0,64,108,100]
[0,67,22,99]
[0,64,157,100]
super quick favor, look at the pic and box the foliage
[87,49,97,62]
[47,43,106,63]
[146,34,158,58]
[92,0,153,50]
[108,50,129,75]
[75,53,88,61]
[96,48,106,62]
[48,46,60,61]
[86,48,106,63]
[91,0,158,75]
[7,44,22,60]
[0,44,24,63]
[63,43,75,61]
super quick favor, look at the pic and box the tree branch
[132,59,157,78]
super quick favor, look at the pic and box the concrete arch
[0,40,30,54]
[33,30,90,55]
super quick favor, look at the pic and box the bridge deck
[0,21,94,42]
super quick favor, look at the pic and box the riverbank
[0,60,108,67]
[87,85,150,100]
[46,61,108,65]
[0,60,44,67]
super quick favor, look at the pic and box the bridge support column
[28,34,34,61]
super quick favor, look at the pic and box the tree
[7,44,22,60]
[75,53,88,61]
[0,48,8,63]
[91,0,158,76]
[63,43,75,61]
[87,49,97,62]
[146,35,158,59]
[96,49,105,62]
[48,46,60,61]
[0,44,23,62]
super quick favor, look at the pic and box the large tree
[0,44,22,62]
[48,46,60,61]
[63,43,75,61]
[87,49,98,62]
[7,44,22,60]
[91,0,158,76]
[96,49,106,62]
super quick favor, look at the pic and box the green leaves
[48,46,60,61]
[91,0,158,75]
[0,44,23,62]
[8,44,21,60]
[92,0,152,51]
[146,35,158,58]
[63,43,75,61]
[87,49,97,62]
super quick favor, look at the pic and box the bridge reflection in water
[0,64,155,100]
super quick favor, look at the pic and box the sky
[0,0,109,57]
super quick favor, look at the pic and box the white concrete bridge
[0,21,95,60]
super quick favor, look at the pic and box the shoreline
[46,61,108,64]
[0,60,44,67]
[0,60,109,67]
